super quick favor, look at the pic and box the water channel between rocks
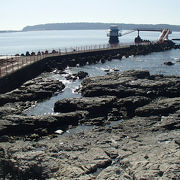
[25,48,180,116]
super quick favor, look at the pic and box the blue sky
[1,0,180,30]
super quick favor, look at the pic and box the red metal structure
[133,28,172,43]
[118,28,172,43]
[158,29,171,43]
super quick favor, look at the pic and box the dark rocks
[75,71,88,79]
[135,97,180,117]
[175,139,180,145]
[65,71,88,81]
[0,42,176,94]
[0,111,86,137]
[0,73,66,137]
[44,42,175,75]
[115,96,151,117]
[55,70,180,124]
[65,74,77,81]
[84,117,106,126]
[81,70,180,98]
[152,110,180,131]
[113,68,119,72]
[0,70,180,179]
[0,106,21,118]
[2,146,111,179]
[54,96,116,119]
[104,69,110,72]
[164,61,174,65]
[0,75,65,107]
[65,71,89,81]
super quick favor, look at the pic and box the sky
[0,0,180,30]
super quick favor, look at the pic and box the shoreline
[1,41,178,94]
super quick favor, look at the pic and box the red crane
[119,28,172,43]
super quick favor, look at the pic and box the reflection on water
[61,119,123,137]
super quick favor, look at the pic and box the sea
[0,30,180,115]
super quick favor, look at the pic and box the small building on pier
[107,25,121,44]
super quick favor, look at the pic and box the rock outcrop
[0,75,65,107]
[0,70,179,179]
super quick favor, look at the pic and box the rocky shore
[0,70,179,179]
[0,40,177,94]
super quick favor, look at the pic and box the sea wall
[0,42,175,93]
[0,58,48,94]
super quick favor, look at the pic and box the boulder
[65,74,77,81]
[164,61,174,65]
[0,111,86,136]
[75,71,88,79]
[54,96,116,118]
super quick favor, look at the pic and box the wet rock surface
[164,61,174,66]
[0,70,180,179]
[81,70,180,98]
[0,73,66,137]
[0,75,65,107]
[64,71,89,81]
[74,71,89,79]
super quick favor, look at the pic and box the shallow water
[25,48,180,116]
[59,119,123,137]
[2,29,179,115]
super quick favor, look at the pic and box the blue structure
[107,25,121,44]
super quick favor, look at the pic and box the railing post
[6,57,8,75]
[17,56,19,69]
[12,59,14,71]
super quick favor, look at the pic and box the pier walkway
[0,42,146,78]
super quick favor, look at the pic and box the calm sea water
[1,30,179,115]
[1,29,179,55]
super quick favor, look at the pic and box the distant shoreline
[1,22,180,33]
[0,30,21,33]
[21,22,180,32]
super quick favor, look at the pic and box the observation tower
[107,25,121,44]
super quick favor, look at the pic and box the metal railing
[0,42,151,77]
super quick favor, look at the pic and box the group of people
[15,49,59,57]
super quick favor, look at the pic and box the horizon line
[1,22,180,32]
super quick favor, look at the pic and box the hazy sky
[1,0,180,30]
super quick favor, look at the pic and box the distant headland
[1,22,180,33]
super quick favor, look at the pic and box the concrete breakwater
[0,41,177,94]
